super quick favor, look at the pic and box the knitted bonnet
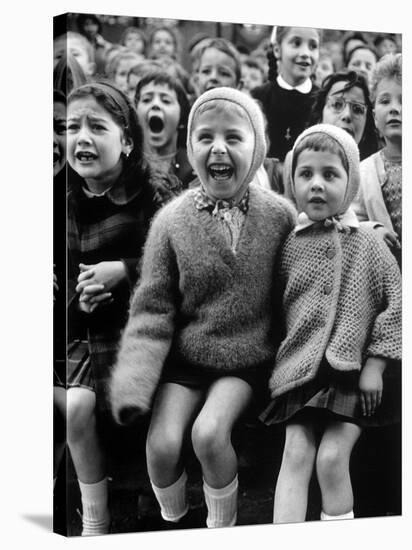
[286,123,361,216]
[186,87,267,188]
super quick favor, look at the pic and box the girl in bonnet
[110,87,296,528]
[261,123,401,523]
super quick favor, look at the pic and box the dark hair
[293,132,349,177]
[54,88,66,105]
[134,68,191,148]
[267,26,322,82]
[342,31,368,64]
[68,81,146,178]
[346,44,378,66]
[309,70,378,160]
[53,52,88,97]
[374,33,396,48]
[76,13,102,35]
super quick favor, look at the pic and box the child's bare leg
[192,376,253,487]
[67,387,105,483]
[146,383,204,522]
[53,386,66,485]
[316,420,361,518]
[273,420,317,523]
[191,376,253,527]
[67,387,109,535]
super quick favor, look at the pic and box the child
[54,31,96,78]
[354,53,402,266]
[195,38,242,96]
[241,56,266,95]
[53,89,67,491]
[105,50,143,94]
[109,87,296,529]
[66,81,157,535]
[148,25,181,63]
[76,13,112,76]
[251,26,321,161]
[121,26,147,58]
[314,51,335,88]
[346,45,378,90]
[134,67,194,198]
[374,34,398,59]
[261,123,401,523]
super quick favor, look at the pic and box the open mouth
[309,197,326,204]
[75,151,97,161]
[208,164,234,181]
[387,119,401,125]
[148,115,164,134]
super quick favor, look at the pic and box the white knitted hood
[186,87,267,190]
[285,123,361,217]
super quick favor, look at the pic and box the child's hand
[374,225,401,250]
[359,357,386,416]
[76,261,127,294]
[53,265,59,303]
[78,283,113,313]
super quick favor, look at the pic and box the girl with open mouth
[135,68,194,205]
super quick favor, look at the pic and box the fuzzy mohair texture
[110,183,296,424]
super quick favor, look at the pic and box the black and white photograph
[2,1,409,549]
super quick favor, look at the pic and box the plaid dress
[67,167,157,414]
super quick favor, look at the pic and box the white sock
[203,475,238,528]
[151,470,189,522]
[321,509,354,521]
[78,478,110,536]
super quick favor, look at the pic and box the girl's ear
[273,42,281,61]
[121,134,134,157]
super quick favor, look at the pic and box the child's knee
[67,389,96,442]
[191,416,226,461]
[146,427,183,469]
[283,428,316,472]
[316,442,345,484]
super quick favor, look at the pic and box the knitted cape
[110,183,296,422]
[268,223,402,399]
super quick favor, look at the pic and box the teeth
[208,164,233,180]
[76,152,96,161]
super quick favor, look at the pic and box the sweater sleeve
[366,261,402,362]
[110,208,179,423]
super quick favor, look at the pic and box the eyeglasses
[326,95,367,118]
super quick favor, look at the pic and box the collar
[295,207,359,234]
[193,187,249,215]
[277,74,313,94]
[80,174,143,206]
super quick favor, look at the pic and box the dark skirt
[161,356,271,404]
[260,361,401,428]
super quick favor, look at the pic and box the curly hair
[370,53,402,103]
[308,70,379,160]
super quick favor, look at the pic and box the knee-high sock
[78,478,110,536]
[321,510,354,521]
[203,475,238,528]
[151,470,189,522]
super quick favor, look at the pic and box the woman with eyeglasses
[308,70,379,160]
[282,70,379,200]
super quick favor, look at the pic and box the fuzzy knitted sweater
[268,223,402,399]
[110,183,296,421]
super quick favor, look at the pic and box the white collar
[295,207,360,234]
[277,74,313,94]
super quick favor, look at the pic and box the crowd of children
[53,14,402,537]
